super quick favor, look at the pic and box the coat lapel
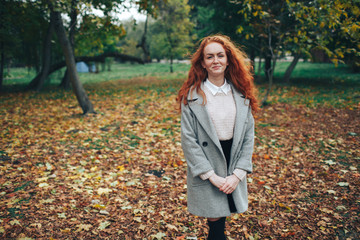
[187,84,223,153]
[230,86,250,162]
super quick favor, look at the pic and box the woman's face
[202,42,228,79]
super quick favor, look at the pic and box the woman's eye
[207,56,213,59]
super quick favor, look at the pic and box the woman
[177,35,259,239]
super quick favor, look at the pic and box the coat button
[202,142,208,147]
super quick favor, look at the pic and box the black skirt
[219,139,237,213]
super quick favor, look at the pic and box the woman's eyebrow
[205,51,225,55]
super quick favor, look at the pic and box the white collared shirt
[204,78,231,95]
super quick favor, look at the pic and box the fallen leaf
[98,221,111,230]
[324,160,336,165]
[337,182,349,187]
[97,188,112,195]
[76,224,92,232]
[151,232,166,239]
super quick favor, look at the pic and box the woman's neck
[208,75,225,87]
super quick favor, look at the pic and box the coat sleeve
[181,103,214,178]
[234,109,254,173]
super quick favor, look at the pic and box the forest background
[0,0,359,239]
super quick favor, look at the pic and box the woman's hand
[219,175,240,194]
[209,174,226,189]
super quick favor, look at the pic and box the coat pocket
[188,175,209,187]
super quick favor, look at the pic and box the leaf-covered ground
[1,78,359,239]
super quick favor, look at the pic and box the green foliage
[135,0,162,17]
[75,15,126,56]
[236,0,359,69]
[0,1,49,69]
[189,0,244,41]
[149,0,194,62]
[287,0,360,70]
[117,20,148,60]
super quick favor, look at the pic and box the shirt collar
[204,78,231,95]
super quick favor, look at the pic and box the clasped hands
[209,174,240,194]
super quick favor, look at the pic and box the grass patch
[256,61,360,86]
[4,61,359,88]
[3,62,190,87]
[256,84,359,109]
[2,61,359,109]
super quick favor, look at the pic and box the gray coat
[181,83,255,218]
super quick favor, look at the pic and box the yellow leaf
[38,183,49,188]
[10,220,21,226]
[351,24,359,33]
[75,224,92,232]
[97,188,112,195]
[166,224,178,231]
[98,221,111,230]
[93,204,106,209]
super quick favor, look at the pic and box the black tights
[207,217,226,240]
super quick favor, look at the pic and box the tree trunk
[28,14,54,91]
[261,25,277,105]
[256,38,262,79]
[107,58,112,71]
[60,65,71,90]
[0,41,4,91]
[136,13,151,63]
[170,57,174,73]
[262,54,273,101]
[61,69,71,89]
[0,1,4,92]
[257,57,262,78]
[264,54,272,82]
[262,54,273,105]
[36,17,54,91]
[250,48,255,73]
[283,54,300,83]
[60,0,77,89]
[51,8,95,114]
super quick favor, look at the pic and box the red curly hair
[176,35,259,113]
